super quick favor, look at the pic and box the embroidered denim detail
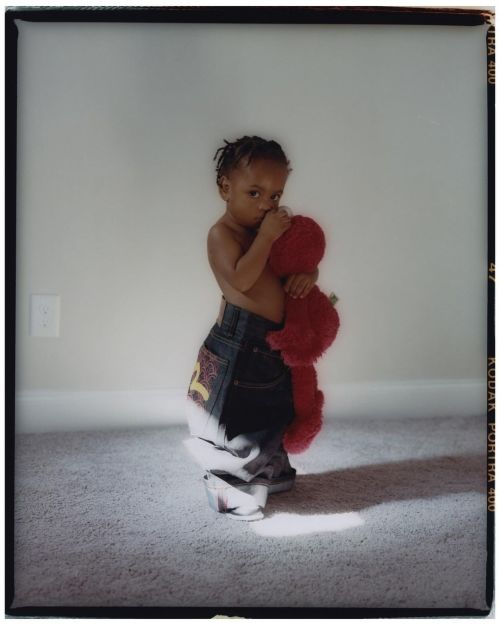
[188,344,228,411]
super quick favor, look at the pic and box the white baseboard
[14,380,486,434]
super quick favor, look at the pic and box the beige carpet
[10,415,490,612]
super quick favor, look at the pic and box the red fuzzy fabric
[268,215,325,277]
[266,287,339,366]
[265,215,340,453]
[284,366,324,453]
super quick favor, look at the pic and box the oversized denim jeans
[185,298,295,483]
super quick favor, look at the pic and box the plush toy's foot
[283,426,321,454]
[284,388,324,454]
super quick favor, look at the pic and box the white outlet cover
[30,294,60,337]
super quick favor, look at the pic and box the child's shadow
[266,454,486,515]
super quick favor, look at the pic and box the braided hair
[213,135,292,188]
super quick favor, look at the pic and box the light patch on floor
[252,511,365,537]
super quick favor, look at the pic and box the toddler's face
[219,158,289,229]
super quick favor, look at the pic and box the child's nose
[260,201,275,212]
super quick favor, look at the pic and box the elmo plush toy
[265,209,340,453]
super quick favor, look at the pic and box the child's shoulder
[208,217,229,236]
[208,219,251,250]
[208,217,240,243]
[208,219,233,245]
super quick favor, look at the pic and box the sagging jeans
[184,297,295,483]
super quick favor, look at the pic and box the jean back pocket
[187,343,229,415]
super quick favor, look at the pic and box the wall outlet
[30,294,60,337]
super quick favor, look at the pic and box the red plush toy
[265,211,340,454]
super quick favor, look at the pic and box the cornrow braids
[213,135,292,188]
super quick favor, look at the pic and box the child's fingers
[301,283,314,298]
[295,279,311,298]
[284,272,316,298]
[289,275,303,296]
[290,276,309,298]
[285,274,315,298]
[295,284,308,298]
[283,275,294,293]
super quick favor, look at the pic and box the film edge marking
[487,357,495,511]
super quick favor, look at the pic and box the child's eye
[248,191,281,201]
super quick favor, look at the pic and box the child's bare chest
[231,230,284,287]
[233,230,256,253]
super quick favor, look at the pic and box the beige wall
[15,21,489,429]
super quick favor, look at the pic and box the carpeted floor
[11,415,489,610]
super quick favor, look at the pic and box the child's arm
[284,267,319,299]
[208,210,291,293]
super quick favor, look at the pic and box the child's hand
[284,268,319,299]
[259,208,292,242]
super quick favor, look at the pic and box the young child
[184,136,318,520]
